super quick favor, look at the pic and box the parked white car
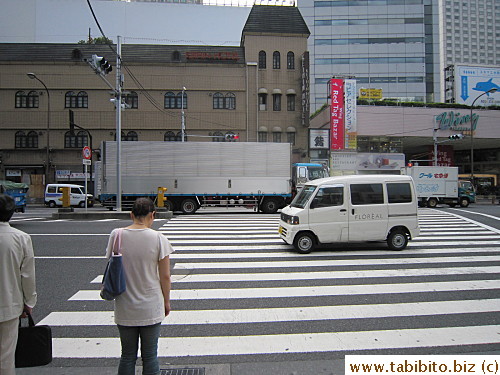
[44,184,94,208]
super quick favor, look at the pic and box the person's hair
[0,194,16,222]
[131,197,155,218]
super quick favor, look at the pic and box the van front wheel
[387,230,408,251]
[48,201,57,208]
[293,232,316,254]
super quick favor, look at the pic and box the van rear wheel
[387,230,408,251]
[293,232,316,254]
[48,201,57,208]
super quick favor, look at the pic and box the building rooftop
[242,5,310,36]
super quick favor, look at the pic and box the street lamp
[469,88,498,181]
[27,73,51,184]
[181,87,186,142]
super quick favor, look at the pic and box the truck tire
[293,232,316,254]
[387,229,408,251]
[180,198,197,214]
[427,198,438,208]
[459,197,470,207]
[164,200,175,212]
[260,198,279,214]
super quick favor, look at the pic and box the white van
[44,184,94,208]
[279,175,420,253]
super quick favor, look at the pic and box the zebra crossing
[39,208,500,359]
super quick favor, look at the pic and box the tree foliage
[77,36,113,45]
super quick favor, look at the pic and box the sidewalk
[16,359,346,375]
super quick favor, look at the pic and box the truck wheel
[180,199,197,214]
[459,197,469,207]
[387,230,408,251]
[164,200,175,212]
[427,198,438,208]
[48,201,57,208]
[260,198,279,214]
[293,232,316,254]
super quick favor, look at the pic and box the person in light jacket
[0,194,37,375]
[106,197,174,375]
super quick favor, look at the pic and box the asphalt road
[9,204,500,371]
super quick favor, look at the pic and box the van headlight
[281,213,299,225]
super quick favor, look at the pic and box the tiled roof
[0,43,245,64]
[242,5,310,36]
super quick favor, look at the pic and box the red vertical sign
[330,78,345,150]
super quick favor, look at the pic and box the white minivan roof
[304,174,413,187]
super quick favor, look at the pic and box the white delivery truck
[279,174,420,253]
[403,166,475,208]
[96,141,328,214]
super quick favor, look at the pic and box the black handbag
[15,313,52,368]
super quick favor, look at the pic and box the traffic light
[448,134,464,140]
[225,133,239,142]
[58,187,70,207]
[157,187,167,208]
[92,54,112,75]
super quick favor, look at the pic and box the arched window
[15,131,39,148]
[172,50,181,62]
[15,91,39,108]
[258,50,266,69]
[124,91,138,109]
[65,91,88,108]
[176,91,187,109]
[273,51,281,69]
[287,94,296,111]
[211,131,224,142]
[164,92,176,109]
[164,131,176,141]
[175,131,186,142]
[273,93,282,111]
[65,130,88,148]
[287,51,295,69]
[213,92,224,109]
[123,131,138,141]
[225,93,236,110]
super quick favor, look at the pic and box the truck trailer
[403,166,475,207]
[96,141,327,213]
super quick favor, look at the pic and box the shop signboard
[331,152,406,172]
[329,78,345,150]
[344,79,357,150]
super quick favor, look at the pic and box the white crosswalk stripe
[40,208,500,359]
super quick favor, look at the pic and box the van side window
[71,187,81,194]
[350,184,384,205]
[387,183,412,203]
[313,186,344,207]
[47,186,56,193]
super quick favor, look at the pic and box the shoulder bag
[100,229,126,300]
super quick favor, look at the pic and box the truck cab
[292,163,329,193]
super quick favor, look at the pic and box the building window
[123,131,138,141]
[258,132,267,143]
[213,92,224,109]
[15,131,38,148]
[164,92,176,109]
[273,94,282,111]
[123,91,138,109]
[287,51,295,69]
[272,132,282,143]
[287,129,296,145]
[15,91,39,108]
[213,92,235,109]
[225,93,236,109]
[65,130,88,148]
[176,131,186,142]
[65,91,88,108]
[287,94,296,111]
[172,50,181,61]
[258,50,266,69]
[177,91,187,109]
[259,93,267,111]
[211,131,224,142]
[164,131,176,141]
[273,51,281,69]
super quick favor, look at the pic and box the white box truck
[96,141,328,214]
[403,166,475,207]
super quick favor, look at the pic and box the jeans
[117,323,161,375]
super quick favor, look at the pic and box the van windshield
[291,185,316,208]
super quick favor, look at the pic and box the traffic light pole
[115,35,122,211]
